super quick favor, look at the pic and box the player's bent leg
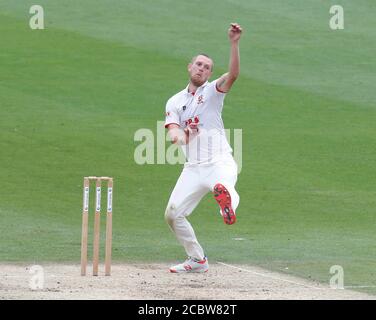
[164,203,176,227]
[206,156,240,225]
[213,183,237,225]
[164,171,208,271]
[165,202,206,260]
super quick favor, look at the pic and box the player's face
[188,55,213,87]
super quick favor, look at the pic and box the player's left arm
[216,23,243,93]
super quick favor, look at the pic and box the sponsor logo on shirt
[185,116,200,127]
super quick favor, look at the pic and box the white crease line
[218,262,376,290]
[217,262,323,290]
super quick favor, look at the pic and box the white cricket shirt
[165,79,233,165]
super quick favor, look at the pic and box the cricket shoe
[213,183,236,225]
[169,257,209,273]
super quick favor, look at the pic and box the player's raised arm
[217,23,243,93]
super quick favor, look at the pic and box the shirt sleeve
[212,78,227,98]
[206,79,227,110]
[164,99,180,128]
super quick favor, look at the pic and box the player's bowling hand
[228,23,243,42]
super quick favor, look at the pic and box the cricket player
[164,23,243,273]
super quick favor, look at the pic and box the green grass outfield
[1,0,375,295]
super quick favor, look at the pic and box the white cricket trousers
[165,154,240,261]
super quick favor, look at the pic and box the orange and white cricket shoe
[169,257,209,273]
[213,183,236,225]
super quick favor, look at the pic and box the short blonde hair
[191,53,214,71]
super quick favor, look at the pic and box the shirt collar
[185,81,209,96]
